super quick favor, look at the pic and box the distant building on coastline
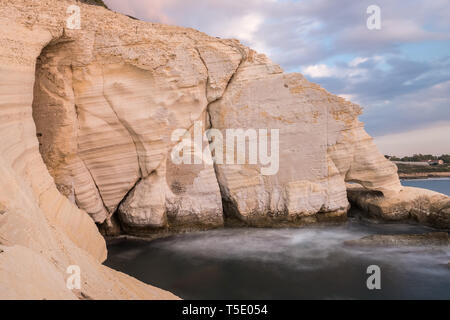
[428,160,444,165]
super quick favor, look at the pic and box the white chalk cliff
[0,0,448,299]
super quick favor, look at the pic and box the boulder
[348,185,450,229]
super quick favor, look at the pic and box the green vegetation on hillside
[385,154,450,164]
[395,163,450,174]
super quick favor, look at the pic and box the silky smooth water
[105,179,450,299]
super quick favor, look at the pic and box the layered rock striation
[0,0,178,299]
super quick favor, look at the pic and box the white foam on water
[151,223,449,274]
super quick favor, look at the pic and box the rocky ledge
[344,232,450,247]
[348,186,450,229]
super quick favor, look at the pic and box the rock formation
[14,0,404,234]
[0,0,177,299]
[348,185,450,229]
[344,232,449,247]
[0,0,448,299]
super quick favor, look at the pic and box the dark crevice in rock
[193,47,214,130]
[98,213,122,237]
[220,43,246,99]
[101,176,143,236]
[218,183,245,227]
[79,156,109,212]
[75,290,94,300]
[196,44,246,225]
[79,0,109,9]
[194,48,210,99]
[73,102,109,214]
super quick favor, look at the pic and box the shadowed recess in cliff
[32,36,112,223]
[30,28,227,234]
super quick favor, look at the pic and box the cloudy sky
[104,0,450,156]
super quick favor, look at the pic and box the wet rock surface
[347,185,450,229]
[344,232,450,247]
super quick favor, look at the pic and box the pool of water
[401,177,450,196]
[105,179,450,300]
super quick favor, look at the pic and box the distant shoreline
[392,160,450,180]
[399,172,450,180]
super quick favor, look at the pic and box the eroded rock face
[209,59,402,226]
[0,0,178,300]
[26,0,403,232]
